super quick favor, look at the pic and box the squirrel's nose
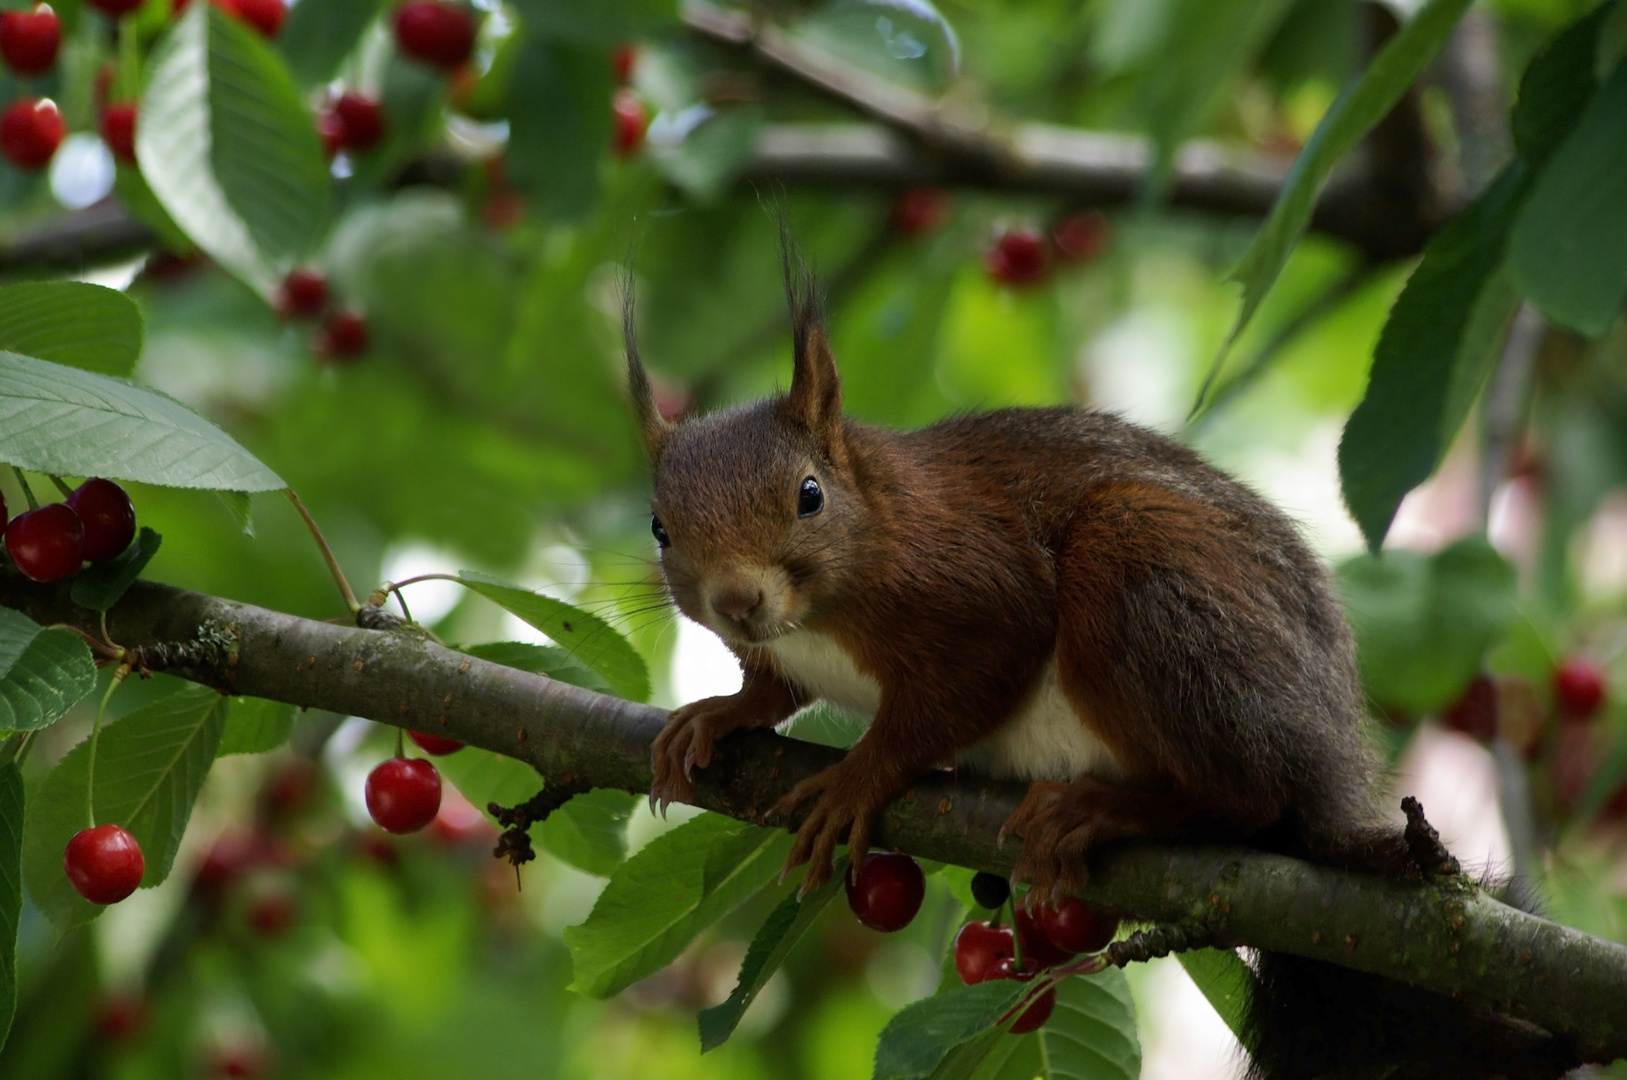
[711,586,763,627]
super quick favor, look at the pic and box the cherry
[365,757,441,833]
[430,785,493,845]
[247,889,297,936]
[191,830,258,902]
[1036,896,1117,954]
[408,729,464,755]
[100,104,137,165]
[317,110,345,158]
[260,757,321,817]
[393,1,475,71]
[953,919,1016,984]
[1052,211,1109,263]
[0,5,60,77]
[227,0,284,37]
[970,870,1010,910]
[611,88,647,157]
[612,43,636,84]
[1553,657,1607,721]
[890,187,949,237]
[1014,901,1072,967]
[209,1044,269,1078]
[996,961,1057,1034]
[985,228,1049,286]
[94,992,147,1044]
[0,96,63,170]
[332,92,385,151]
[316,309,369,360]
[66,478,136,562]
[64,823,145,904]
[5,502,84,581]
[276,268,328,319]
[844,851,925,932]
[1442,673,1497,742]
[86,0,144,18]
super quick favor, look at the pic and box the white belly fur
[764,633,1118,783]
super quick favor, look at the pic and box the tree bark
[3,574,1623,1062]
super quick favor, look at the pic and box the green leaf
[1337,169,1524,550]
[929,1026,1036,1080]
[1511,5,1612,167]
[1177,949,1254,1038]
[24,686,225,928]
[508,0,676,46]
[0,607,97,736]
[540,788,635,877]
[434,746,541,821]
[69,527,161,613]
[217,696,295,755]
[563,811,794,998]
[1215,0,1474,368]
[873,979,1029,1080]
[1036,971,1141,1080]
[652,106,765,203]
[278,0,383,86]
[0,283,144,377]
[699,872,844,1050]
[139,4,333,294]
[458,573,650,702]
[1509,62,1627,336]
[112,166,196,255]
[1337,536,1518,714]
[0,763,21,1056]
[458,641,612,693]
[0,351,285,492]
[505,34,612,222]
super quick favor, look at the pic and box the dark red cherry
[954,920,1016,985]
[1442,674,1497,742]
[612,89,647,156]
[64,824,145,904]
[996,960,1056,1034]
[5,502,84,581]
[393,0,475,70]
[66,478,135,562]
[985,228,1049,286]
[1037,896,1117,954]
[277,268,329,319]
[1014,901,1073,967]
[332,92,385,151]
[364,757,441,834]
[1553,657,1607,721]
[408,729,464,755]
[891,187,949,237]
[316,310,369,360]
[86,0,144,18]
[100,103,137,164]
[228,0,284,37]
[1052,211,1109,263]
[845,851,925,932]
[0,96,64,170]
[0,5,61,77]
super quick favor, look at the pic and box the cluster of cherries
[888,188,1112,287]
[843,852,1118,1035]
[3,476,136,583]
[273,267,371,361]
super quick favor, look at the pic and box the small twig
[284,489,361,614]
[488,778,595,884]
[1401,796,1462,879]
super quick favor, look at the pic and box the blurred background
[0,0,1623,1075]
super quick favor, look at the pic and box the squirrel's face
[649,403,859,646]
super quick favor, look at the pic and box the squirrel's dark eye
[797,477,824,518]
[651,515,670,548]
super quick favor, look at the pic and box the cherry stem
[9,466,38,512]
[47,623,122,661]
[85,666,129,829]
[47,474,72,498]
[1006,898,1025,966]
[393,588,415,624]
[394,726,404,759]
[284,489,362,614]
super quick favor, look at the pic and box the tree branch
[2,573,1623,1062]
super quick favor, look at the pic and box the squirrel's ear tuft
[623,279,672,462]
[781,237,842,444]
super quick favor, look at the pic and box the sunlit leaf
[1036,971,1141,1080]
[541,788,636,877]
[0,351,284,492]
[0,283,143,377]
[0,607,97,736]
[217,696,295,755]
[1177,949,1253,1037]
[279,0,383,86]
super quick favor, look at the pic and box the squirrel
[629,245,1572,1080]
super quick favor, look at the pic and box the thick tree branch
[3,574,1624,1062]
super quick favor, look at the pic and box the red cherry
[844,851,925,932]
[408,729,464,755]
[0,5,60,76]
[316,309,369,360]
[260,757,321,817]
[995,960,1056,1034]
[612,43,637,84]
[5,502,84,581]
[1052,211,1110,263]
[191,830,259,902]
[64,824,145,904]
[94,993,147,1044]
[1037,896,1117,954]
[954,920,1016,984]
[276,268,328,319]
[227,0,283,36]
[393,1,475,71]
[365,757,441,833]
[0,96,64,170]
[1014,902,1072,967]
[87,0,144,18]
[430,785,494,845]
[65,478,135,562]
[333,92,385,151]
[890,187,949,237]
[317,110,345,159]
[611,89,647,157]
[1442,674,1497,742]
[209,1044,269,1078]
[248,890,297,936]
[99,104,137,165]
[985,228,1049,286]
[1553,657,1607,721]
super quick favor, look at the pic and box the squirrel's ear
[623,284,672,462]
[782,254,842,443]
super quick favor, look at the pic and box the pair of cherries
[4,477,136,583]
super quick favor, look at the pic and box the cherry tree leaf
[0,282,143,377]
[0,607,97,736]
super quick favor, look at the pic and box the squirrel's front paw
[649,695,752,816]
[772,762,886,893]
[1002,780,1095,902]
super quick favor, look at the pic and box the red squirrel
[630,250,1570,1080]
